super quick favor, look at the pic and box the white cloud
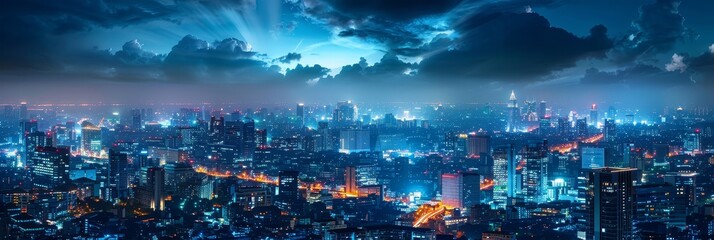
[709,43,714,54]
[665,53,687,72]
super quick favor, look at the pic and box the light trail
[413,204,445,228]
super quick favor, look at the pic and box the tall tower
[586,167,635,240]
[507,91,520,132]
[589,104,599,126]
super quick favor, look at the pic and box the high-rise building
[441,172,481,209]
[333,101,357,126]
[580,146,605,169]
[131,109,142,129]
[108,149,129,201]
[589,104,598,126]
[147,167,165,211]
[81,121,102,154]
[241,119,256,159]
[586,167,635,240]
[31,146,70,189]
[345,166,357,196]
[603,119,616,142]
[256,129,268,148]
[522,140,548,203]
[507,91,520,132]
[19,101,28,121]
[296,103,305,126]
[538,101,547,119]
[24,131,49,168]
[466,133,491,158]
[277,170,300,212]
[339,129,371,153]
[493,145,515,208]
[576,118,588,137]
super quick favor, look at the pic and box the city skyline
[1,1,714,240]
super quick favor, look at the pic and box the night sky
[1,0,713,106]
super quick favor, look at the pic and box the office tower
[683,130,701,154]
[24,131,48,168]
[589,104,598,126]
[241,119,256,159]
[576,118,588,137]
[339,129,371,153]
[256,129,268,148]
[586,167,635,240]
[18,120,38,165]
[466,133,491,158]
[524,100,538,122]
[108,149,128,201]
[441,172,481,209]
[522,140,548,203]
[31,146,70,189]
[296,103,305,126]
[493,145,514,208]
[131,109,142,129]
[664,172,697,206]
[557,117,570,135]
[603,119,616,142]
[19,101,28,120]
[81,121,102,154]
[580,145,605,169]
[345,166,357,195]
[538,101,547,119]
[147,167,165,211]
[277,170,300,212]
[507,91,520,132]
[383,113,397,128]
[209,116,225,142]
[333,101,357,124]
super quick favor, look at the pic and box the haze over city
[1,1,714,240]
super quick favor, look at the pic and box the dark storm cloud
[300,0,454,49]
[611,0,696,63]
[334,53,416,82]
[162,35,280,82]
[275,52,302,64]
[685,44,714,84]
[284,64,330,83]
[419,13,613,81]
[320,0,463,22]
[0,0,258,70]
[580,64,691,86]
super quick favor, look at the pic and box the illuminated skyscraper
[345,166,357,196]
[507,91,520,132]
[586,167,635,240]
[131,108,142,129]
[589,104,598,126]
[31,146,70,189]
[296,103,305,126]
[147,167,165,211]
[521,140,548,203]
[277,170,300,212]
[19,101,28,121]
[538,101,547,119]
[603,119,616,142]
[241,119,256,159]
[466,133,491,158]
[339,129,371,153]
[493,145,515,208]
[441,172,481,209]
[81,121,102,154]
[108,149,129,201]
